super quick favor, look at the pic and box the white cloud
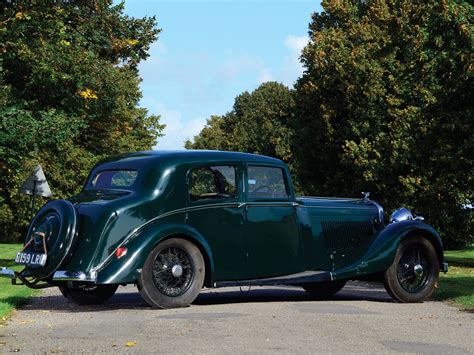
[284,35,308,55]
[279,35,309,86]
[141,97,207,150]
[258,68,274,83]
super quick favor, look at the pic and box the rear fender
[94,223,214,285]
[333,220,444,280]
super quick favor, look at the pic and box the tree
[186,82,297,172]
[294,0,473,248]
[0,1,164,241]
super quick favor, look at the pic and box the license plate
[15,252,47,267]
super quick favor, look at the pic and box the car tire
[59,284,118,305]
[302,280,346,299]
[138,238,205,309]
[383,237,439,303]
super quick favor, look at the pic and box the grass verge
[0,244,38,321]
[433,245,474,311]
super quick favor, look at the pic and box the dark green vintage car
[1,151,448,308]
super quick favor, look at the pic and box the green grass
[444,245,474,267]
[0,244,38,321]
[433,246,474,311]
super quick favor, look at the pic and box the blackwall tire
[59,284,118,305]
[383,237,439,303]
[302,280,346,299]
[138,238,205,309]
[22,200,78,279]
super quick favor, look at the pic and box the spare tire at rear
[21,200,78,279]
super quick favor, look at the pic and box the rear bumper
[53,270,97,282]
[1,267,16,279]
[1,267,97,283]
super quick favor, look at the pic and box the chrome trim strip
[301,205,375,210]
[53,270,97,282]
[92,201,303,273]
[368,200,384,224]
[0,267,16,279]
[298,196,360,201]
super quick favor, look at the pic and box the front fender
[95,223,215,284]
[333,220,444,280]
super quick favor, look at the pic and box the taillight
[115,247,127,259]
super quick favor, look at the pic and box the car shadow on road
[20,281,393,313]
[194,282,393,306]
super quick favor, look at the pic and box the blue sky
[124,1,321,149]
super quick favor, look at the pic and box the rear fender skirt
[332,220,443,281]
[94,223,214,285]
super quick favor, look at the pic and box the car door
[244,165,302,278]
[185,163,247,281]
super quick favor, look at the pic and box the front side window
[189,165,237,201]
[88,170,138,190]
[247,166,288,199]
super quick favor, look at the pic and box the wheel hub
[172,265,183,278]
[413,264,424,276]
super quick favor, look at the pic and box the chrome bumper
[1,267,16,279]
[52,270,97,282]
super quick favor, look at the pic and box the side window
[247,166,288,199]
[189,165,237,201]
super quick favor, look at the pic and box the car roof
[96,150,284,168]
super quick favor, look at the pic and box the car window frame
[244,164,293,202]
[186,162,243,205]
[84,169,139,191]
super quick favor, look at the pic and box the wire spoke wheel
[139,238,205,308]
[384,237,439,303]
[396,247,429,293]
[152,246,194,297]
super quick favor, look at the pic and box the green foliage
[0,1,165,242]
[294,0,473,248]
[186,82,297,173]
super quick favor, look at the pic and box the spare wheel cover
[22,199,77,279]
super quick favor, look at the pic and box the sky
[123,1,322,150]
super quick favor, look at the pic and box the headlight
[390,208,413,223]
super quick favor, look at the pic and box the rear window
[87,170,138,190]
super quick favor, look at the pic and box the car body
[1,150,448,308]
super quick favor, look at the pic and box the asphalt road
[0,281,473,354]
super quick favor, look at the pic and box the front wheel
[383,237,439,303]
[59,284,118,305]
[302,280,347,299]
[138,238,205,309]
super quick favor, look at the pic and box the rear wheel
[383,237,439,303]
[138,238,205,309]
[302,280,346,299]
[59,284,118,305]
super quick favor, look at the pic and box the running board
[214,270,332,288]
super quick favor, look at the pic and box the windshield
[86,170,138,191]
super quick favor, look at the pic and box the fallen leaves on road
[125,341,137,347]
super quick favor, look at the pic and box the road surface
[0,282,473,353]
